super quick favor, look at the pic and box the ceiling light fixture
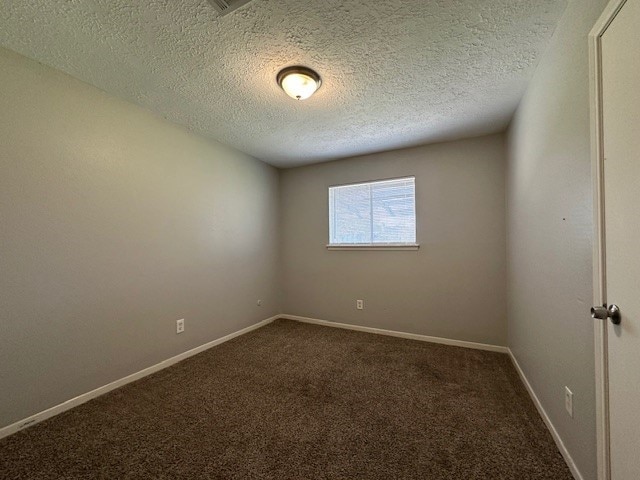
[277,66,322,100]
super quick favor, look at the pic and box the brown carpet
[0,319,572,479]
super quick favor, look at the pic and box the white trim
[327,243,419,251]
[280,314,508,353]
[588,1,627,478]
[0,311,579,480]
[0,315,280,440]
[282,315,581,477]
[328,176,417,248]
[508,349,584,480]
[328,175,416,189]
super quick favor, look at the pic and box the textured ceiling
[0,0,566,167]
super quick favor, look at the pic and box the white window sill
[326,243,420,251]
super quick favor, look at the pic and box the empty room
[1,0,638,479]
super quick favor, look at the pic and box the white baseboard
[0,315,280,440]
[0,313,579,480]
[508,349,584,480]
[279,314,509,353]
[280,315,578,478]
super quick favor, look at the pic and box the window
[328,177,417,249]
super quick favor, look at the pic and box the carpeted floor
[0,319,572,479]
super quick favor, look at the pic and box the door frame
[589,1,628,479]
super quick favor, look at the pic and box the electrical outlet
[356,299,364,310]
[565,386,573,417]
[176,319,185,334]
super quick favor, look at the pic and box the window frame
[326,176,419,251]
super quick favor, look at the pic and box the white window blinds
[329,177,416,245]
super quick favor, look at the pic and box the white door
[598,0,640,478]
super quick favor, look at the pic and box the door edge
[589,1,627,478]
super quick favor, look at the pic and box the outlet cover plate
[565,386,573,417]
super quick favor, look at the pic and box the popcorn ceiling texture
[0,0,566,167]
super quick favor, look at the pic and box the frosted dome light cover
[277,66,322,100]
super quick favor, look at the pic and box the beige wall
[506,0,608,478]
[0,47,280,428]
[280,134,507,346]
[1,10,604,475]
